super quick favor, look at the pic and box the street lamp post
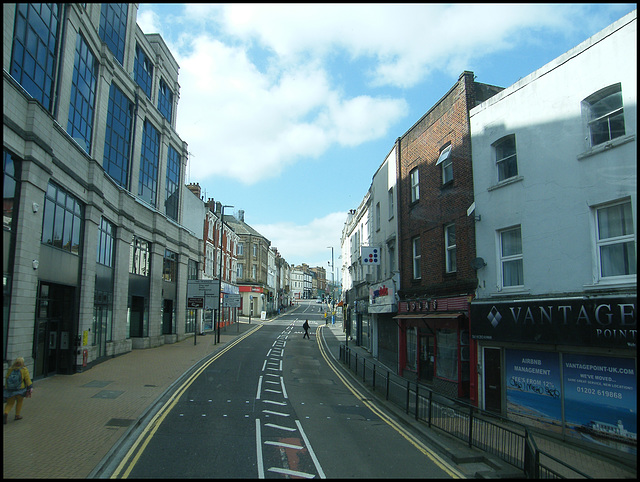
[217,204,233,344]
[327,246,334,319]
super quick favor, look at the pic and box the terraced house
[3,4,202,377]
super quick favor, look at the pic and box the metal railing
[339,344,591,479]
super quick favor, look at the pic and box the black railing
[340,345,591,479]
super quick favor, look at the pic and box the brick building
[395,71,503,398]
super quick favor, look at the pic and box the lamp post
[217,204,233,344]
[327,246,334,315]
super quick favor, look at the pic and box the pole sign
[223,293,241,308]
[187,280,220,309]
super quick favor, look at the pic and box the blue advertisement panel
[563,354,637,452]
[505,350,562,432]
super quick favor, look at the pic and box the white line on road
[267,467,316,479]
[262,409,290,417]
[264,440,304,450]
[262,400,287,406]
[264,423,296,432]
[280,376,288,399]
[255,419,264,479]
[256,376,263,400]
[295,419,326,478]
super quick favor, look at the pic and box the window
[3,150,20,232]
[436,329,458,380]
[103,83,133,188]
[595,201,636,278]
[237,243,244,256]
[237,263,244,278]
[499,226,523,287]
[375,202,381,231]
[437,144,453,184]
[97,217,115,267]
[583,83,625,147]
[163,249,177,282]
[158,78,173,123]
[41,182,83,254]
[410,168,419,203]
[388,187,394,219]
[253,244,258,257]
[165,145,180,221]
[138,120,160,207]
[494,135,518,182]
[187,259,198,280]
[205,244,214,277]
[10,3,61,111]
[67,33,98,154]
[130,237,150,276]
[252,264,257,279]
[134,43,153,99]
[406,327,417,371]
[445,224,456,273]
[412,236,421,279]
[99,3,128,64]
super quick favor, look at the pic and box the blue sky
[136,3,636,272]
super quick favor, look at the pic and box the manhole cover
[105,418,134,427]
[82,380,113,388]
[92,390,124,399]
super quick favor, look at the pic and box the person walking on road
[303,319,310,339]
[4,357,33,424]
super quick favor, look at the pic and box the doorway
[484,347,502,413]
[162,299,174,334]
[418,335,434,382]
[34,282,76,378]
[130,296,146,337]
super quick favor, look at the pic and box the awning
[393,312,464,320]
[394,312,465,332]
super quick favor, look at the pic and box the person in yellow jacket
[4,357,33,424]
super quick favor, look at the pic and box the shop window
[436,329,458,380]
[406,327,417,371]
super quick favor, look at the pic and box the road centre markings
[111,323,263,479]
[316,325,465,479]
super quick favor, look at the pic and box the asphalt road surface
[109,301,463,478]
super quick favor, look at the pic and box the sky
[135,3,636,274]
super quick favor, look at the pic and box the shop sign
[471,297,636,348]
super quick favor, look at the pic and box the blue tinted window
[99,3,128,64]
[67,33,97,154]
[138,120,160,207]
[165,145,180,221]
[97,216,115,267]
[41,181,83,255]
[103,83,133,187]
[10,3,60,111]
[157,78,173,123]
[134,44,153,99]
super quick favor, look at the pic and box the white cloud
[253,212,346,268]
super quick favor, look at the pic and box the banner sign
[361,246,380,264]
[471,296,636,349]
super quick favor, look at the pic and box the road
[108,301,463,478]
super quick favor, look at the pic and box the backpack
[6,369,22,390]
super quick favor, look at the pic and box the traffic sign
[223,293,241,308]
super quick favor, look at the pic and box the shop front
[471,295,637,453]
[395,295,472,399]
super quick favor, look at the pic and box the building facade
[469,11,636,449]
[3,4,202,377]
[225,210,271,318]
[396,71,503,399]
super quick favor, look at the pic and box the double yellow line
[315,325,465,479]
[111,324,263,479]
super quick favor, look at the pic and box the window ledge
[492,287,530,297]
[583,280,637,292]
[487,175,523,192]
[577,133,635,160]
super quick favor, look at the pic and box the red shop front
[395,295,475,400]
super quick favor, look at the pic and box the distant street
[110,301,461,478]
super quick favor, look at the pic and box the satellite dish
[471,257,487,270]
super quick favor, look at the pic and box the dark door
[484,348,502,413]
[418,335,434,382]
[130,296,145,337]
[34,283,76,378]
[162,299,174,334]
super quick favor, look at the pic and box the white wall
[470,11,637,299]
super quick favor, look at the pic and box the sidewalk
[3,322,256,479]
[320,320,637,479]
